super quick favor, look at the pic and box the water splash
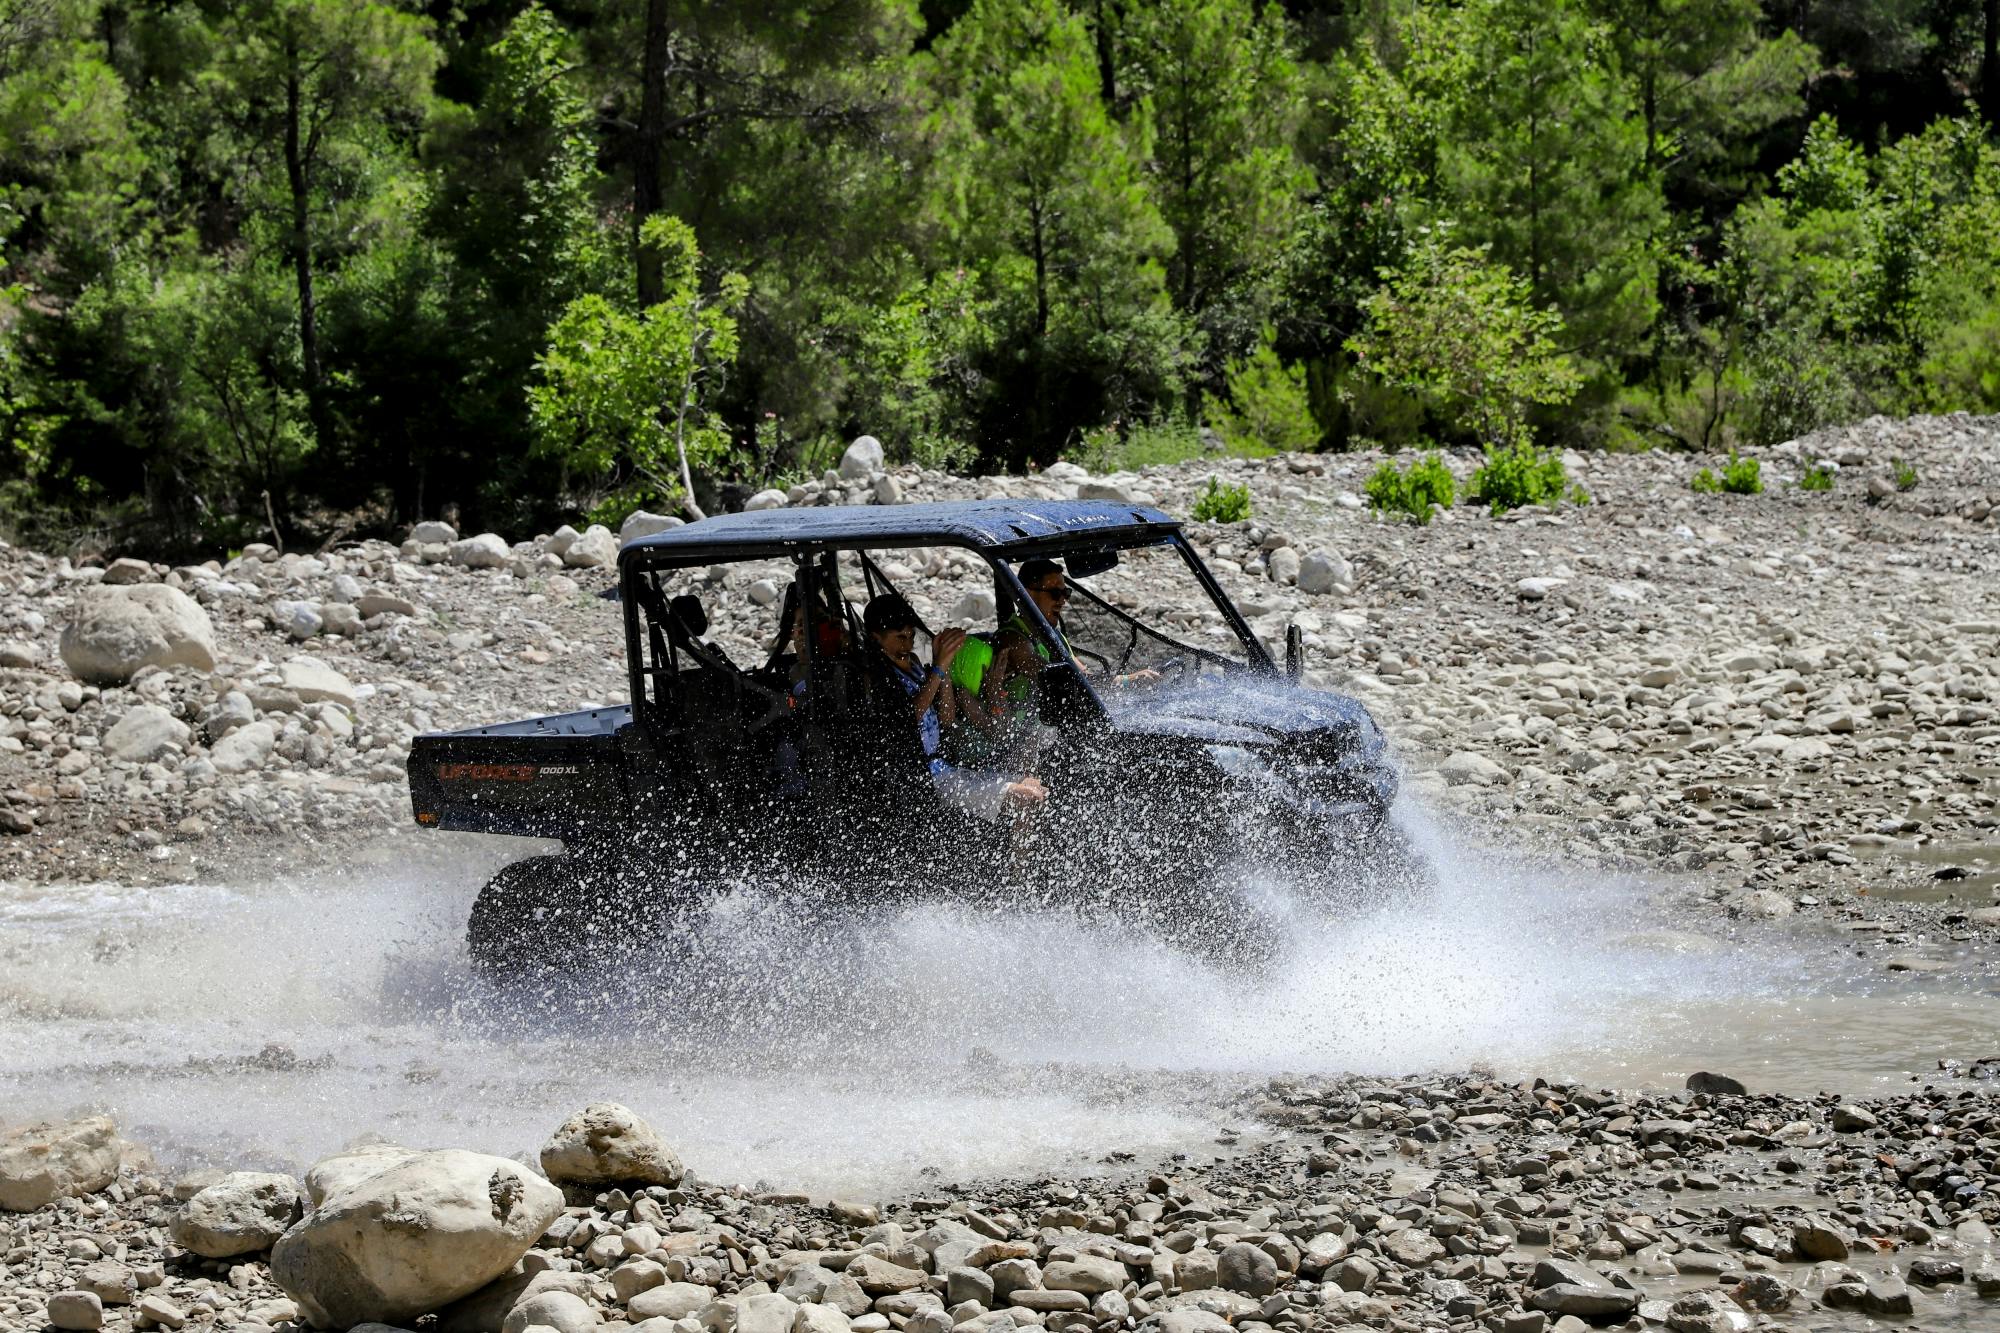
[0,805,1975,1193]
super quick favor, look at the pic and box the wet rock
[1790,1218,1851,1261]
[1823,1275,1913,1315]
[1685,1072,1746,1096]
[1664,1290,1750,1333]
[1529,1259,1635,1320]
[270,1149,563,1328]
[170,1171,304,1257]
[1729,1273,1793,1312]
[0,1115,123,1212]
[1908,1256,1963,1285]
[60,585,217,683]
[1830,1103,1878,1132]
[540,1103,683,1188]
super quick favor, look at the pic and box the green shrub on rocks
[1893,457,1919,490]
[1800,460,1835,491]
[1365,451,1456,524]
[1693,452,1761,494]
[1471,441,1568,515]
[1191,477,1251,523]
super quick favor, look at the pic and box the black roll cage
[619,531,1276,738]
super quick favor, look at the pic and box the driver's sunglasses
[1033,583,1071,602]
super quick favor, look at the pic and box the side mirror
[1284,623,1305,683]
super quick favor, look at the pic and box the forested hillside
[4,0,2000,552]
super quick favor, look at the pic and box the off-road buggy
[406,500,1415,971]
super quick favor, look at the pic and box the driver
[982,559,1157,717]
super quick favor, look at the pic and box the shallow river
[2,808,1996,1196]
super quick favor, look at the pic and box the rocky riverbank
[2,415,1995,934]
[4,1076,1998,1333]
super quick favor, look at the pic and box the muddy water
[1,807,1996,1196]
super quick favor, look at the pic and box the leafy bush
[1365,451,1457,524]
[1471,441,1568,514]
[1799,460,1835,491]
[1692,452,1761,494]
[1721,452,1763,493]
[1346,233,1582,450]
[1204,327,1322,453]
[1893,457,1919,490]
[1191,476,1252,523]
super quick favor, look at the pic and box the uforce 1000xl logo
[434,763,582,781]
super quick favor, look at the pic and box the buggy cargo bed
[408,705,631,838]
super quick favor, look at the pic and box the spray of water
[0,803,1973,1194]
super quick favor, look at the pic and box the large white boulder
[305,1144,420,1206]
[743,489,788,512]
[620,512,683,544]
[839,436,884,480]
[410,521,458,544]
[281,657,358,709]
[101,705,189,763]
[539,1103,683,1188]
[563,526,618,570]
[209,721,277,774]
[450,535,511,570]
[270,1149,563,1329]
[170,1171,303,1257]
[60,585,217,684]
[0,1116,123,1213]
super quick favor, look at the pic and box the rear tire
[468,852,700,978]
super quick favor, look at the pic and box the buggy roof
[620,498,1180,564]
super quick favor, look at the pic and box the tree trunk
[283,54,334,466]
[1091,0,1118,110]
[635,0,672,307]
[1985,0,1999,126]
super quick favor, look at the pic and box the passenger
[864,594,1044,819]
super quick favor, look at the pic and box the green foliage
[528,218,749,521]
[1203,327,1318,453]
[1347,233,1581,450]
[5,0,2000,549]
[1120,0,1309,368]
[928,0,1185,466]
[1471,440,1570,514]
[1892,457,1918,490]
[1364,451,1457,524]
[1693,451,1761,493]
[1799,460,1835,491]
[1190,476,1252,523]
[1721,451,1762,493]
